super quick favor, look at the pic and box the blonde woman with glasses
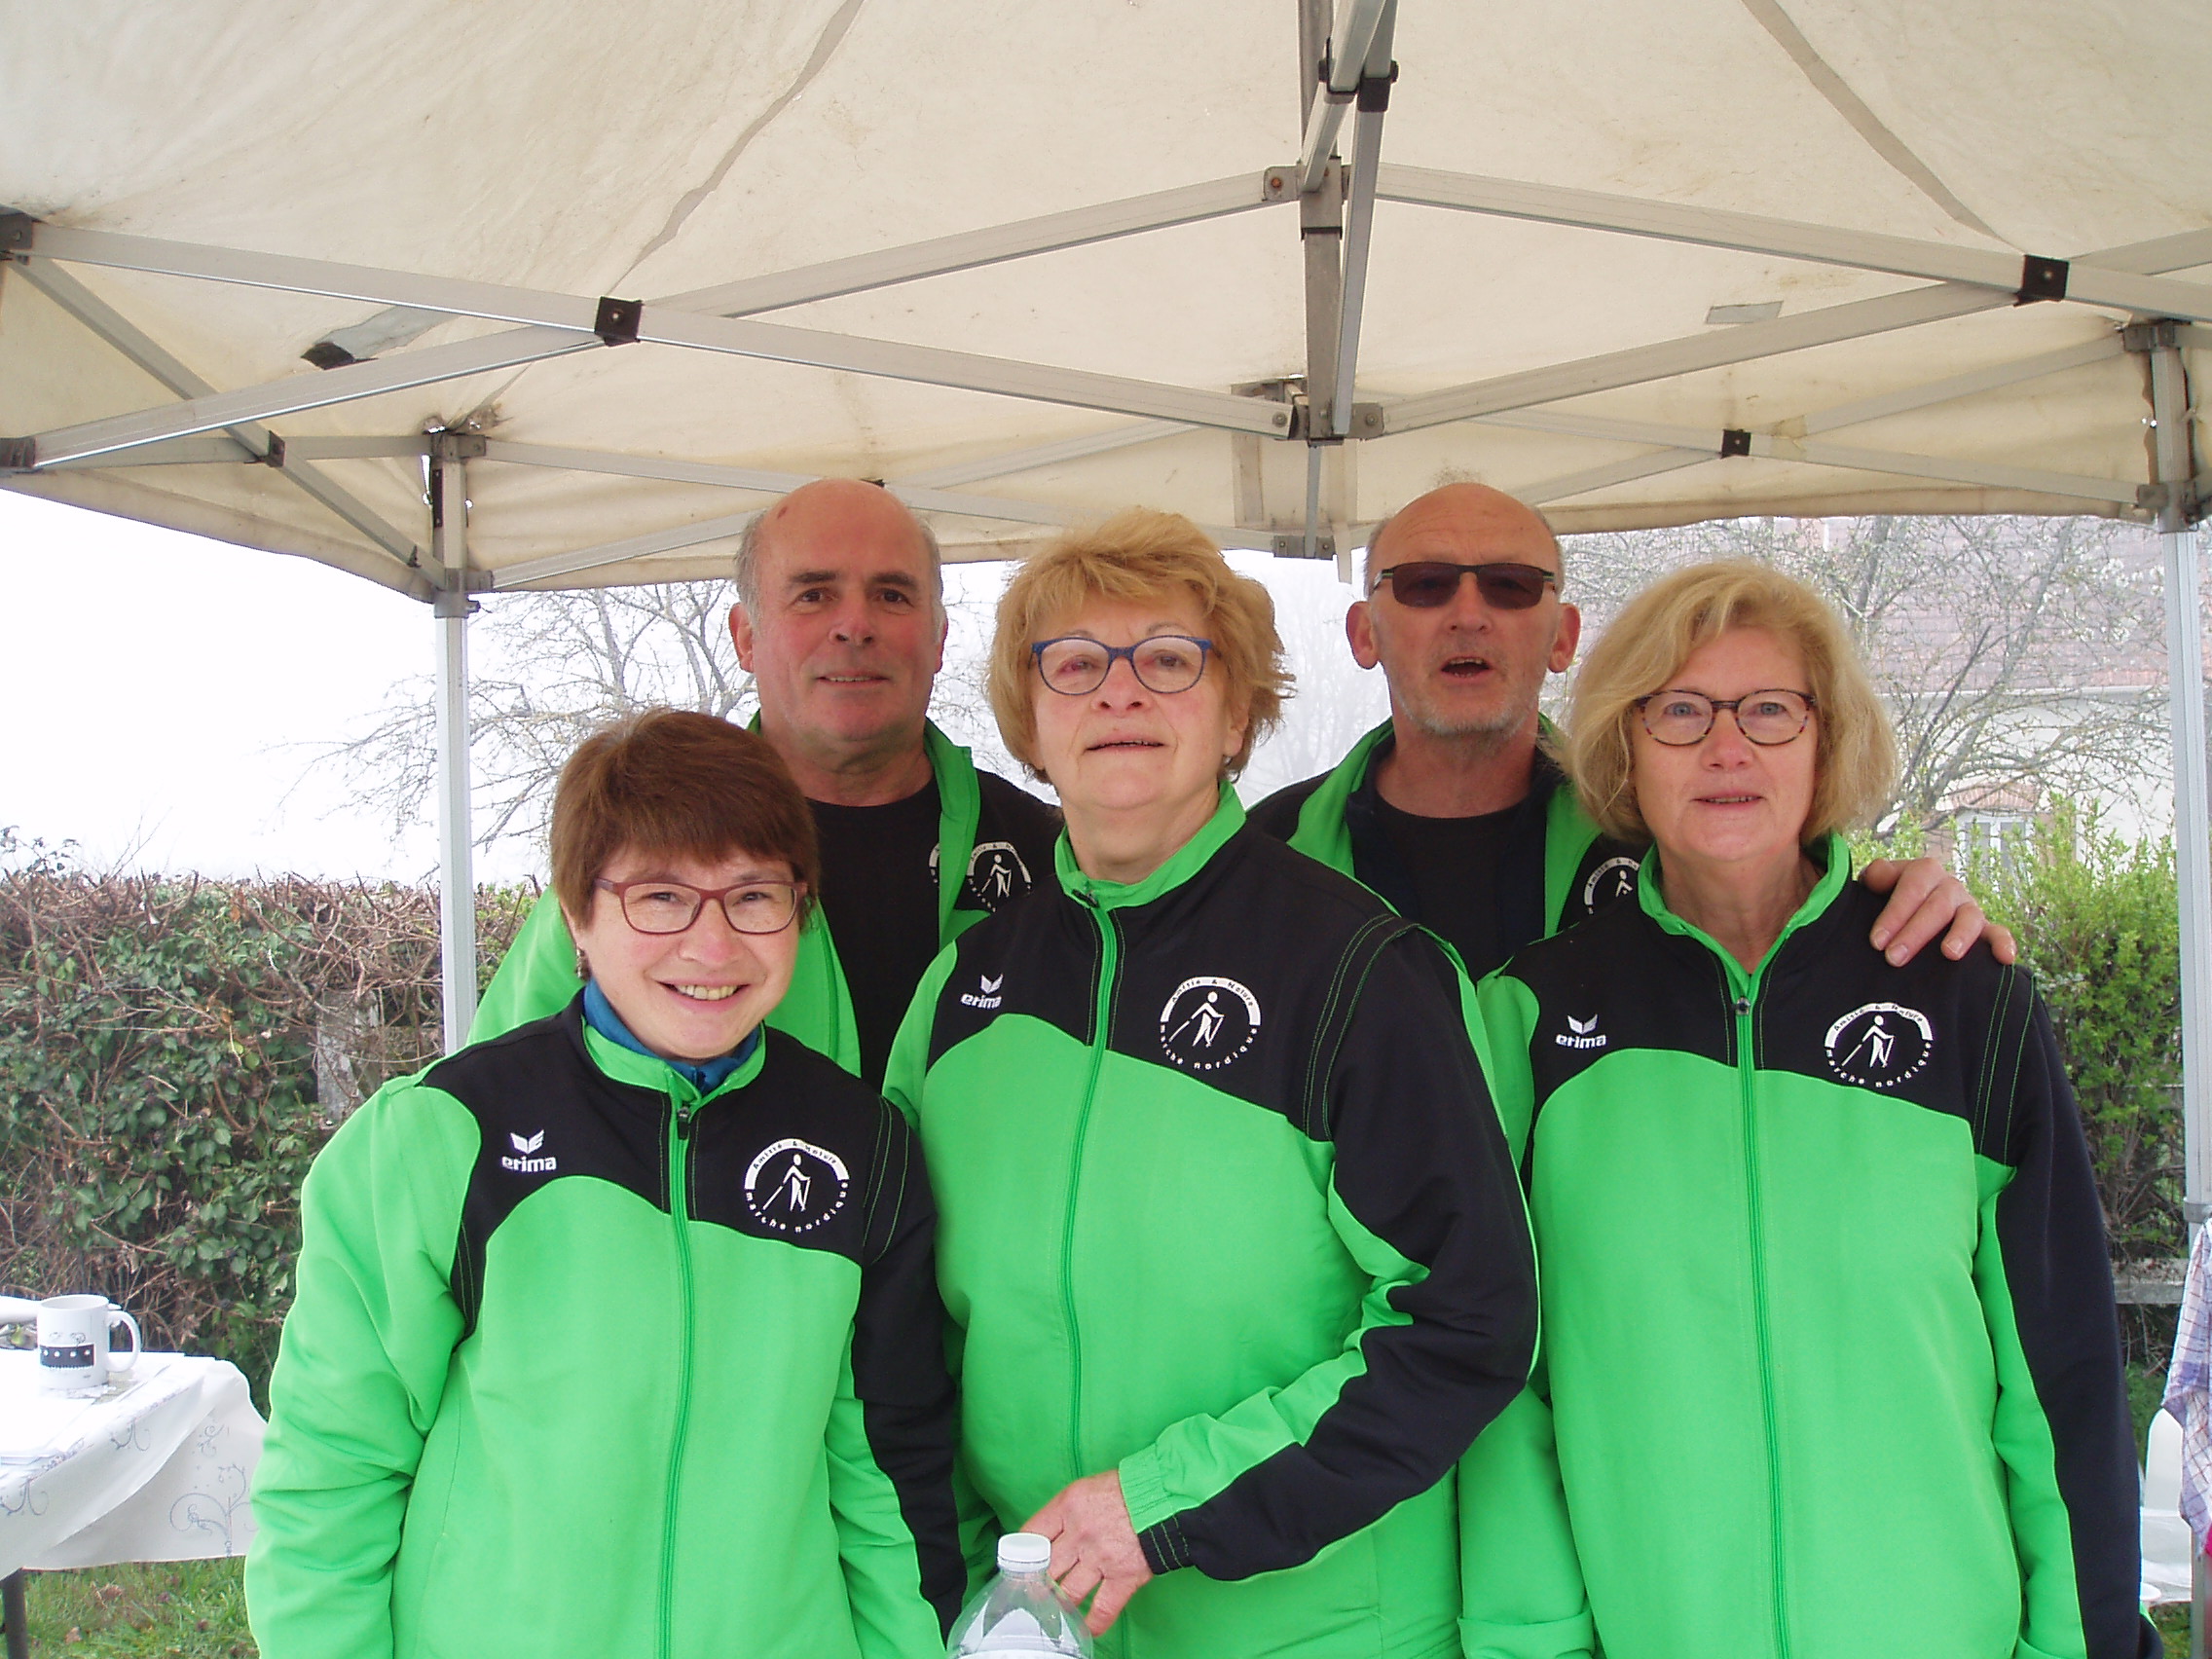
[1469,561,2151,1659]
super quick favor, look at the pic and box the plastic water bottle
[945,1531,1093,1656]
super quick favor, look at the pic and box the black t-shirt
[1369,794,1521,982]
[1249,739,1595,982]
[808,771,1059,1089]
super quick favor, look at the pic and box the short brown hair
[1567,560,1898,845]
[986,509,1290,778]
[550,709,821,926]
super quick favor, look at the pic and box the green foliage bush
[1963,804,2185,1262]
[0,833,531,1397]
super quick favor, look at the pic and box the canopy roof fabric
[2,0,2206,599]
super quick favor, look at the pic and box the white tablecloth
[0,1350,264,1577]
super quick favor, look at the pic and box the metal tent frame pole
[2136,318,2212,1654]
[428,432,477,1052]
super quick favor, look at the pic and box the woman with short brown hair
[250,710,964,1659]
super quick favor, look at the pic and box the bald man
[1250,482,2007,981]
[472,479,1059,1088]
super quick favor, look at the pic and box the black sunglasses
[1373,561,1560,610]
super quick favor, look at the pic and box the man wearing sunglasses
[469,478,1061,1088]
[1250,481,2009,981]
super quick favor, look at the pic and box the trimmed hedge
[0,836,530,1397]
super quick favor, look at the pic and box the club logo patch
[1582,856,1641,912]
[1824,1002,1934,1088]
[965,841,1034,909]
[961,972,1005,1010]
[1159,976,1261,1072]
[744,1138,851,1234]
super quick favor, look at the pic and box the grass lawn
[14,1560,252,1658]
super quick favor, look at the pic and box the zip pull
[1734,995,1752,1015]
[675,1099,695,1140]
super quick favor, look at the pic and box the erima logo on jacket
[962,973,1005,1010]
[500,1129,556,1173]
[1159,976,1260,1071]
[1825,1002,1934,1088]
[1556,1014,1606,1051]
[743,1138,851,1234]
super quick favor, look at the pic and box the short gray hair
[1358,500,1567,593]
[731,490,946,614]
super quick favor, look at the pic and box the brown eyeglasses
[1373,562,1560,610]
[593,877,802,936]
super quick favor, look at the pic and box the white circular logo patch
[1824,1002,1934,1088]
[1159,977,1261,1072]
[965,840,1033,910]
[743,1137,851,1233]
[1582,856,1641,911]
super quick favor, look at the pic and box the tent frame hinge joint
[1286,399,1378,442]
[1719,427,1753,458]
[426,431,488,463]
[2014,255,2069,305]
[1356,62,1398,113]
[0,212,33,256]
[1272,531,1337,560]
[2123,319,2185,354]
[0,436,35,472]
[255,433,286,468]
[2138,478,2208,526]
[594,295,644,346]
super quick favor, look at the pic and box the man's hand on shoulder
[1861,856,2017,967]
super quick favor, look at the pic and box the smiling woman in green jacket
[1474,562,2153,1659]
[247,711,965,1659]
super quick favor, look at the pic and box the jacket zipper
[659,1092,700,1659]
[1733,984,1789,1659]
[1063,901,1119,1482]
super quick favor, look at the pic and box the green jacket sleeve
[468,890,579,1044]
[1972,970,2157,1659]
[825,1105,969,1658]
[1119,930,1539,1581]
[1456,969,1592,1659]
[244,1078,477,1659]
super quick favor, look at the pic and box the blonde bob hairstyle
[987,508,1290,780]
[1567,560,1897,846]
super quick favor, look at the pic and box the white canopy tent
[3,2,2207,1264]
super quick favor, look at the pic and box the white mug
[35,1294,141,1394]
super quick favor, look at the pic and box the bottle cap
[997,1531,1051,1572]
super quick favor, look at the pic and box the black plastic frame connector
[1719,427,1752,458]
[2016,255,2069,305]
[594,295,644,346]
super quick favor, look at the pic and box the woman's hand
[1022,1469,1155,1636]
[1861,857,2017,966]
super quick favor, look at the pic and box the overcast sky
[0,490,1386,884]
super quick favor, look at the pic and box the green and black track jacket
[884,791,1541,1659]
[1477,839,2155,1659]
[246,1003,966,1659]
[468,722,1053,1075]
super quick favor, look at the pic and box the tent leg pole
[430,435,476,1053]
[2149,327,2212,1658]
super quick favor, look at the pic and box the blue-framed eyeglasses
[1030,635,1213,695]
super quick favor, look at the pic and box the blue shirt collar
[582,979,759,1094]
